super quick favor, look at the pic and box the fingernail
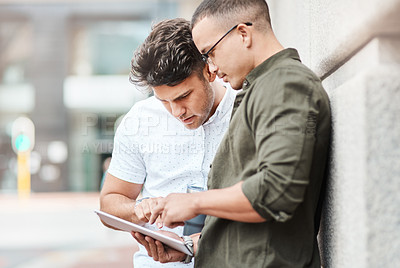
[157,222,162,229]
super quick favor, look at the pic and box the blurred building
[0,0,201,192]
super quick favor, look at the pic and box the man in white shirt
[100,18,236,267]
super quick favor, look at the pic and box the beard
[183,79,215,130]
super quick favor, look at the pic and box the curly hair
[129,18,205,92]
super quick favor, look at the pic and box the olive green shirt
[195,49,331,267]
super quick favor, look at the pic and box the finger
[148,198,161,214]
[152,197,162,208]
[132,232,145,245]
[133,232,153,257]
[168,221,185,229]
[155,240,186,263]
[150,204,163,224]
[131,231,139,242]
[161,209,172,228]
[153,197,162,206]
[141,201,152,221]
[133,232,146,245]
[145,236,159,262]
[155,240,168,263]
[134,207,146,222]
[155,215,164,229]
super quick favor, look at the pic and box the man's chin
[182,118,204,130]
[230,81,243,90]
[183,123,200,130]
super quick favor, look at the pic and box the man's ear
[204,65,217,82]
[237,23,252,48]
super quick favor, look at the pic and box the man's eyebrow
[173,90,192,101]
[154,90,192,102]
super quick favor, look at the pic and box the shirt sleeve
[241,68,322,222]
[107,106,147,184]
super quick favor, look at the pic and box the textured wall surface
[271,0,400,77]
[269,1,400,267]
[322,37,400,267]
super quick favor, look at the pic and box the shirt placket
[199,125,208,190]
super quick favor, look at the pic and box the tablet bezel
[94,209,192,256]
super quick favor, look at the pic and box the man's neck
[209,80,227,118]
[253,32,284,68]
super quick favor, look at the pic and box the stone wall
[269,0,400,266]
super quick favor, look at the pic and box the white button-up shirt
[108,85,236,267]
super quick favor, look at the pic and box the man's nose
[170,102,185,118]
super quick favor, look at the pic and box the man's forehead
[192,17,220,52]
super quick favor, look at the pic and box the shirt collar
[242,48,301,90]
[204,84,237,125]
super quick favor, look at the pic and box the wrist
[192,192,204,215]
[190,233,200,254]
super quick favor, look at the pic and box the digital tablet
[94,209,192,256]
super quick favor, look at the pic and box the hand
[132,231,186,263]
[150,193,199,228]
[134,197,162,223]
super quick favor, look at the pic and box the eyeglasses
[201,22,252,66]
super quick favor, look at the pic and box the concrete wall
[270,0,400,267]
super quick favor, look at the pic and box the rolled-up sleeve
[241,68,320,222]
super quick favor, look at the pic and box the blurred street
[0,192,138,268]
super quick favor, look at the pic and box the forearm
[194,181,265,223]
[100,193,137,224]
[99,173,144,227]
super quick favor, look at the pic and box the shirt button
[243,80,249,87]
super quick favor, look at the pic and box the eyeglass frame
[201,22,253,65]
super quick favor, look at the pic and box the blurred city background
[0,0,200,267]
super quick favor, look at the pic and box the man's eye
[177,93,190,100]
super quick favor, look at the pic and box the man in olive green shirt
[192,46,331,267]
[135,0,331,267]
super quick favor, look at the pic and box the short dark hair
[191,0,271,31]
[129,18,205,91]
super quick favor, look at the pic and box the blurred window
[0,19,32,84]
[0,19,35,114]
[70,20,151,76]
